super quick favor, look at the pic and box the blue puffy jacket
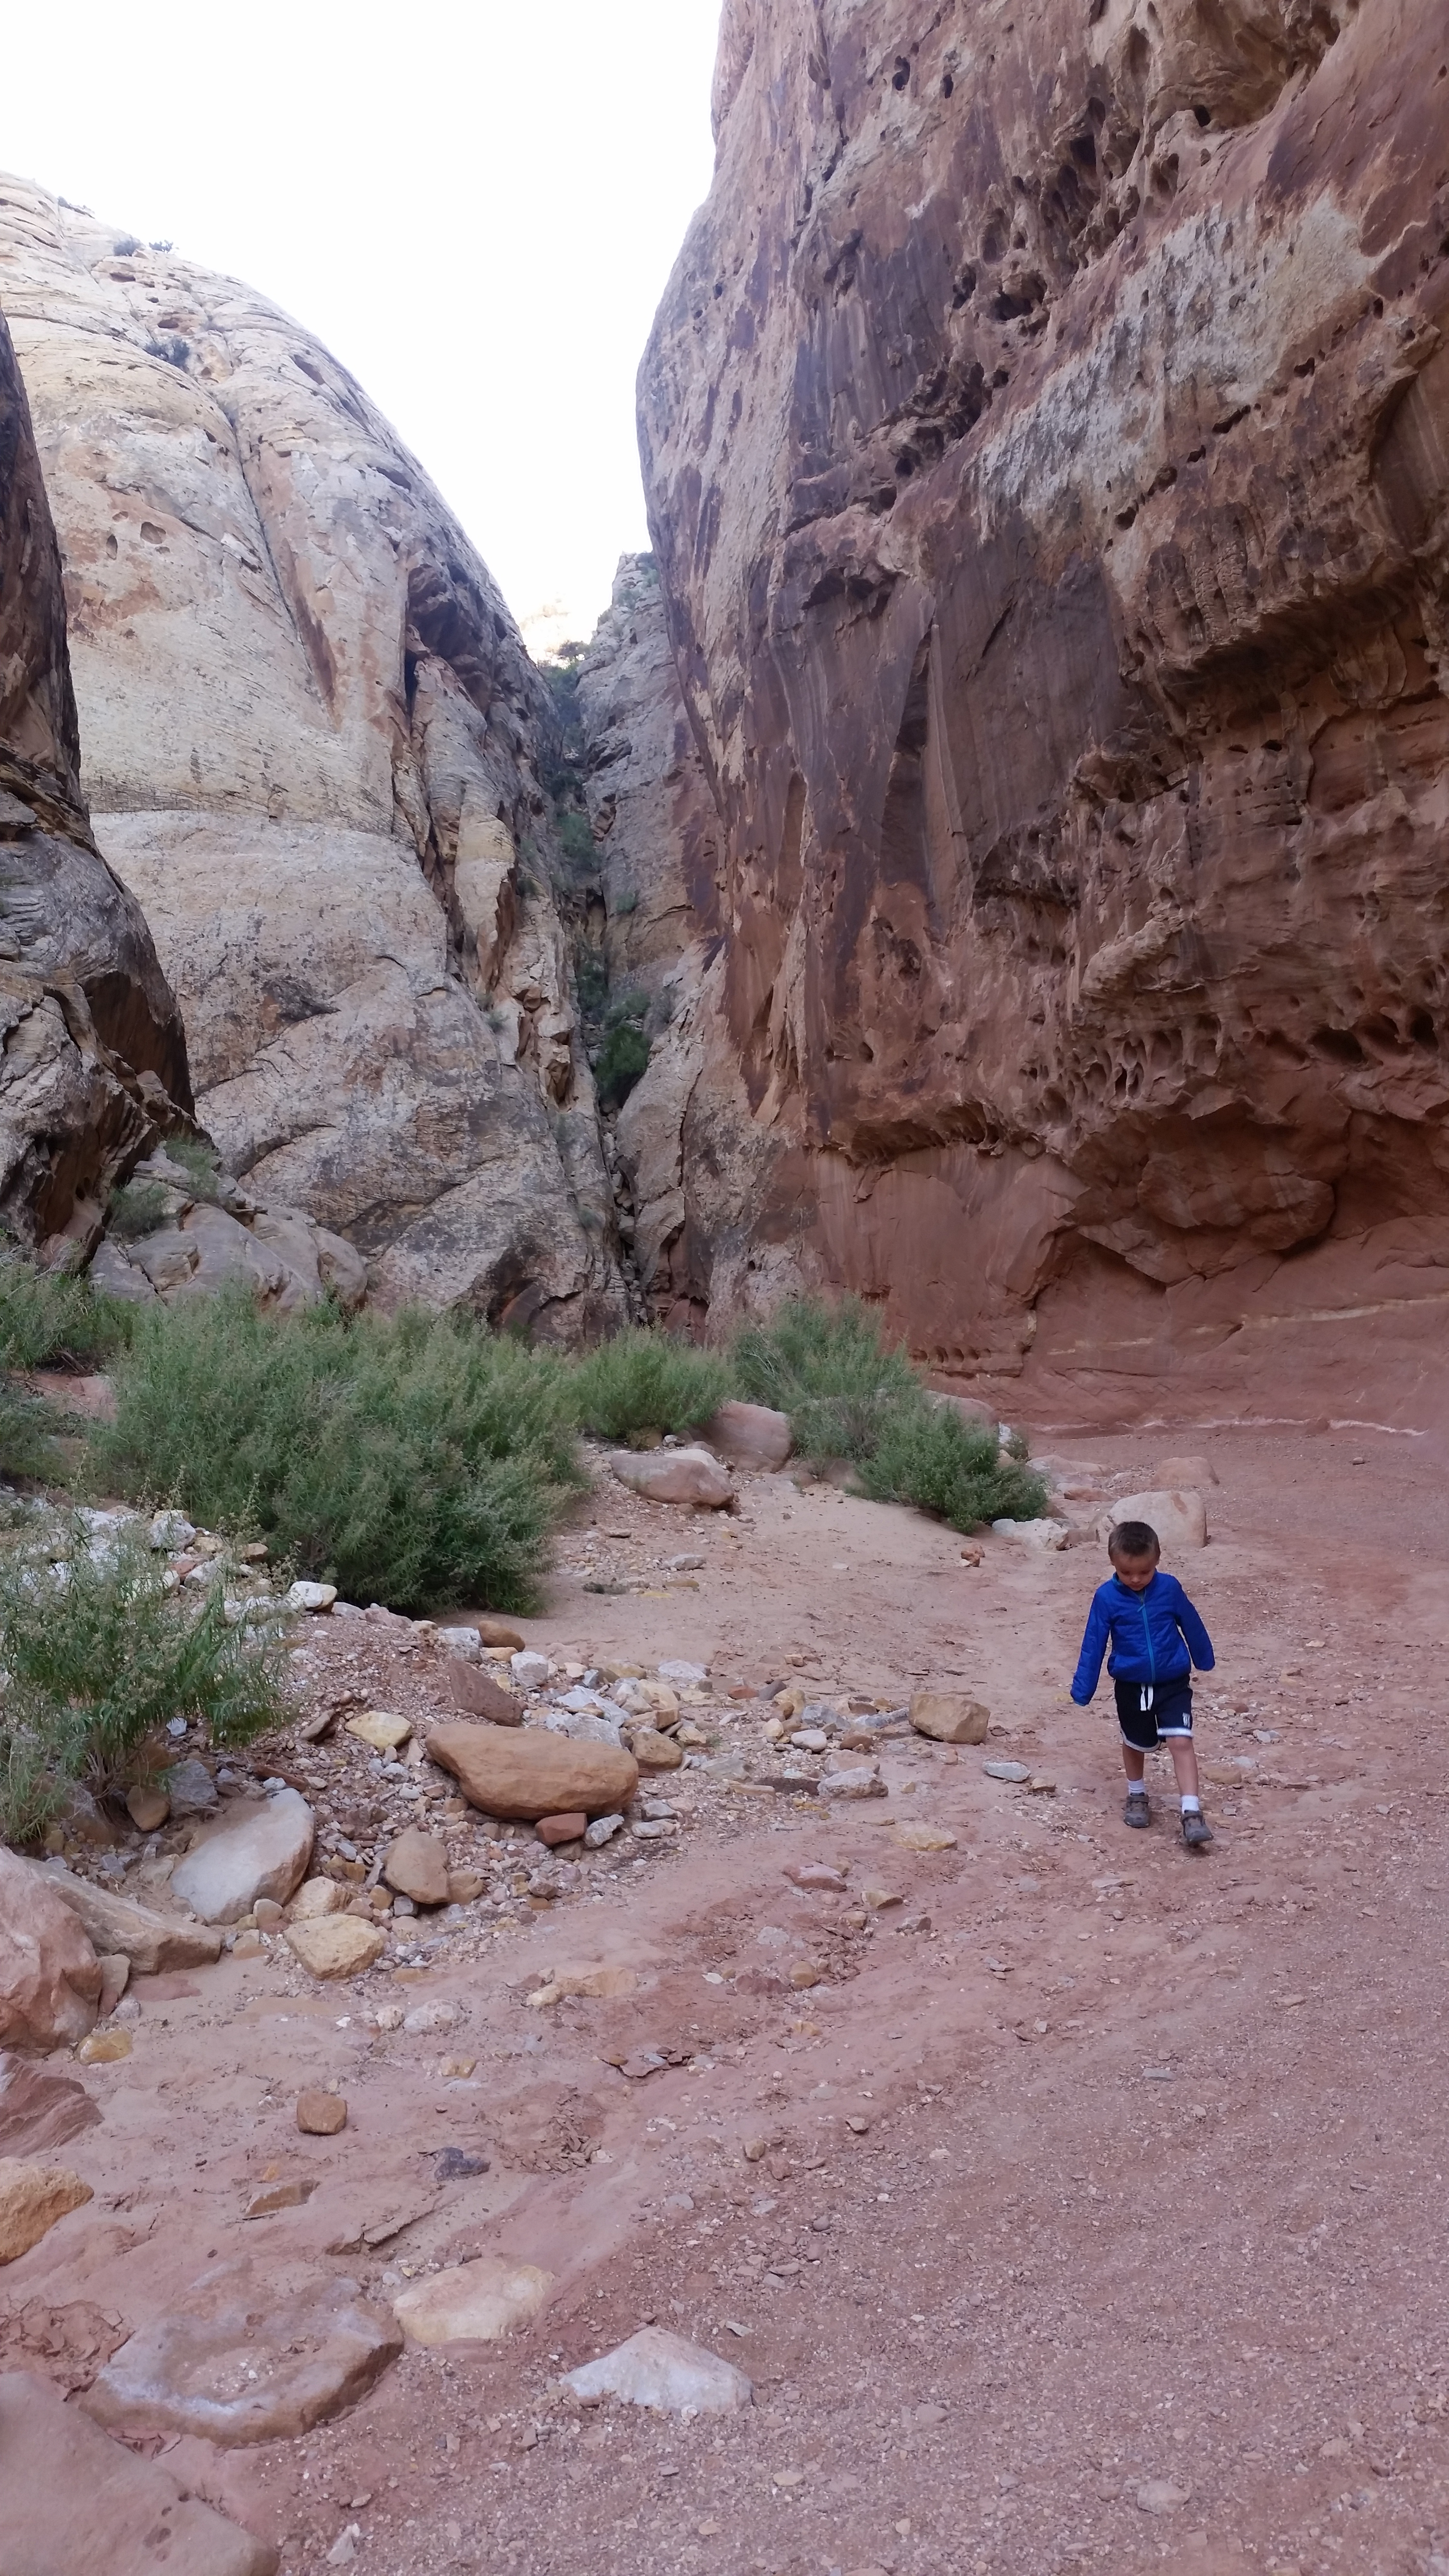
[1070,1569,1215,1704]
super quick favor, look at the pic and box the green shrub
[858,1401,1048,1531]
[566,1328,732,1444]
[107,1179,171,1241]
[0,1378,61,1483]
[732,1294,922,1464]
[557,809,596,870]
[163,1135,225,1201]
[0,1254,130,1371]
[0,1516,287,1843]
[593,1018,649,1110]
[89,1294,581,1614]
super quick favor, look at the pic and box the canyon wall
[635,0,1449,1425]
[0,176,623,1335]
[0,305,190,1261]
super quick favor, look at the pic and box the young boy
[1070,1519,1216,1848]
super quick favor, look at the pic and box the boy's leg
[1166,1725,1212,1847]
[1116,1689,1152,1825]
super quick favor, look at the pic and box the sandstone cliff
[637,0,1449,1424]
[0,176,623,1335]
[0,304,190,1262]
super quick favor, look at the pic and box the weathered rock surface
[96,1152,369,1313]
[381,1827,450,1907]
[0,1847,101,2051]
[0,303,191,1260]
[0,2157,92,2261]
[0,174,624,1336]
[607,1445,734,1509]
[909,1690,990,1746]
[169,1789,314,1924]
[1100,1487,1209,1552]
[0,2370,280,2575]
[0,2051,102,2156]
[392,2256,554,2345]
[703,1400,793,1471]
[447,1660,523,1724]
[628,0,1449,1428]
[34,1861,224,1971]
[82,2258,402,2443]
[284,1917,386,1979]
[427,1721,639,1821]
[564,2326,753,2414]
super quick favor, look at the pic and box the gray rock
[35,1864,223,1971]
[563,2326,752,2414]
[170,1789,314,1924]
[983,1759,1033,1783]
[165,1756,219,1817]
[584,1813,625,1848]
[81,2258,401,2445]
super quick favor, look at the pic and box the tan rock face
[631,0,1449,1426]
[0,1849,102,2052]
[284,1916,386,1979]
[83,2257,402,2443]
[0,2370,280,2576]
[0,307,190,1260]
[0,174,623,1338]
[0,2157,92,2262]
[427,1720,639,1821]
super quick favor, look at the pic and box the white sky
[1,0,721,653]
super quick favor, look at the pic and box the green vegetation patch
[567,1327,732,1445]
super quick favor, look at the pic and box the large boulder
[169,1789,314,1924]
[0,1848,101,2052]
[427,1721,638,1822]
[702,1401,792,1471]
[0,174,624,1339]
[0,2370,279,2575]
[607,1446,734,1509]
[33,1862,224,1971]
[81,2258,401,2445]
[1099,1489,1209,1554]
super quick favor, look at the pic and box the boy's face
[1111,1548,1159,1593]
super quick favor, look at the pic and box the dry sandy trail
[5,1418,1449,2576]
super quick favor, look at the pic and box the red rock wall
[638,0,1449,1425]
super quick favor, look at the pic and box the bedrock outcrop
[636,0,1449,1423]
[0,305,190,1262]
[0,176,622,1335]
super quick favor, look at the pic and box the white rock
[563,2326,752,2414]
[392,2257,553,2345]
[816,1766,887,1802]
[991,1516,1068,1549]
[584,1814,625,1849]
[543,1709,624,1747]
[658,1660,708,1686]
[148,1510,196,1551]
[285,1580,338,1613]
[1098,1488,1208,1553]
[511,1650,551,1690]
[437,1627,481,1661]
[170,1790,315,1924]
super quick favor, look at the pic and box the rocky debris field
[2,1422,1449,2576]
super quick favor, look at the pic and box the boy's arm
[1175,1586,1216,1672]
[1070,1594,1111,1704]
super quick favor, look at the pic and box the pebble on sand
[296,2090,348,2136]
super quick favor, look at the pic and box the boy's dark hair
[1109,1520,1160,1560]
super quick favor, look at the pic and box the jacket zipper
[1139,1585,1157,1682]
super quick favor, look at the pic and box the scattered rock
[536,1813,588,1847]
[96,1954,129,2018]
[701,1400,792,1471]
[391,2257,554,2345]
[382,1828,450,1907]
[564,2326,752,2414]
[1153,1454,1218,1487]
[447,1868,487,1903]
[172,1790,315,1924]
[344,1710,412,1752]
[124,1782,169,1832]
[253,1898,283,1928]
[297,2091,348,2136]
[285,1918,386,1980]
[817,1767,887,1801]
[402,2000,458,2033]
[35,1864,224,1972]
[287,1878,348,1921]
[286,1581,338,1612]
[864,1886,902,1911]
[789,1960,825,1989]
[165,1756,219,1818]
[630,1726,685,1771]
[436,1626,482,1660]
[1136,2479,1193,2515]
[149,1510,197,1551]
[0,2368,280,2574]
[1099,1488,1208,1552]
[0,1850,101,2052]
[991,1516,1068,1549]
[0,2159,92,2262]
[244,2178,315,2217]
[511,1650,551,1690]
[427,1721,638,1821]
[0,2053,102,2157]
[892,1822,958,1852]
[607,1448,734,1509]
[477,1617,526,1649]
[783,1863,847,1891]
[1029,1773,1057,1794]
[448,1661,522,1724]
[83,2260,402,2443]
[78,2028,131,2063]
[584,1814,626,1848]
[984,1760,1032,1783]
[910,1690,989,1745]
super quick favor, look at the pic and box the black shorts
[1113,1674,1193,1749]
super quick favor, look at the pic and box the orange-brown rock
[426,1721,638,1821]
[633,0,1449,1429]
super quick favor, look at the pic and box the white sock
[1180,1793,1201,1813]
[1127,1779,1147,1798]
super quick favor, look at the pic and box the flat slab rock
[0,2369,278,2575]
[0,2052,102,2157]
[392,2257,554,2346]
[34,1861,223,1970]
[81,2258,402,2445]
[171,1788,315,1924]
[427,1721,638,1821]
[564,2326,753,2414]
[0,1846,101,2053]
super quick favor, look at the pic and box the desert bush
[732,1294,922,1464]
[557,809,596,871]
[90,1294,580,1614]
[593,1019,650,1109]
[858,1401,1048,1531]
[566,1329,732,1444]
[0,1253,130,1371]
[163,1135,226,1201]
[0,1515,287,1843]
[106,1178,171,1241]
